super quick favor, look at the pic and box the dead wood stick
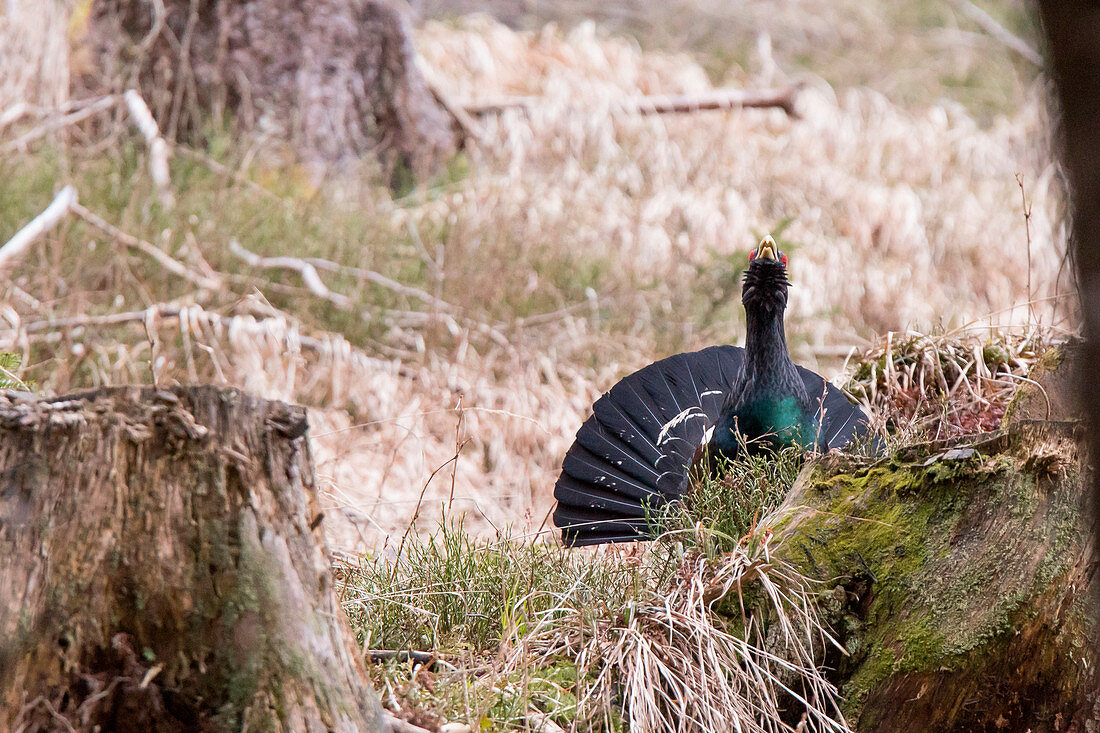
[0,96,119,153]
[229,240,354,309]
[301,256,457,312]
[0,186,77,272]
[0,101,30,131]
[462,84,802,118]
[630,84,802,117]
[416,58,486,145]
[124,89,175,208]
[2,304,384,364]
[70,202,219,290]
[952,0,1041,65]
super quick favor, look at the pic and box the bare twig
[1016,172,1034,326]
[302,256,457,312]
[0,95,118,153]
[952,0,1042,65]
[0,101,30,131]
[70,202,219,289]
[416,57,486,145]
[229,240,354,309]
[1,305,395,376]
[137,0,167,51]
[124,89,175,208]
[0,185,77,272]
[630,84,802,117]
[462,84,802,119]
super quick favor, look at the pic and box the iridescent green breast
[715,396,819,452]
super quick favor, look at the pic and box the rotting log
[772,346,1099,731]
[0,386,383,732]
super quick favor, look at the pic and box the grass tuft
[339,450,847,731]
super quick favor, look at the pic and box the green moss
[777,432,1088,720]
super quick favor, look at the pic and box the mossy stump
[0,386,383,732]
[774,422,1097,731]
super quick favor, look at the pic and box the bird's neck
[742,306,799,388]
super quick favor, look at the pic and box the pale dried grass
[0,16,1071,554]
[503,518,847,732]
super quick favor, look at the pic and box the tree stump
[772,349,1099,731]
[0,386,383,732]
[80,0,458,179]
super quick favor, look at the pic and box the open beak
[755,235,779,261]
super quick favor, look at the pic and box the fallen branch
[0,96,119,153]
[0,101,30,131]
[416,58,486,146]
[0,186,77,272]
[301,256,457,313]
[630,84,802,117]
[70,202,220,290]
[229,240,354,309]
[2,304,391,368]
[462,84,802,119]
[124,89,175,208]
[952,0,1042,65]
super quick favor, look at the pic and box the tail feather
[554,346,744,545]
[561,444,662,501]
[796,366,880,451]
[554,474,652,517]
[573,420,662,484]
[555,346,879,547]
[552,504,650,546]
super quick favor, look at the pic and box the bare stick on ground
[953,0,1041,65]
[124,89,175,208]
[230,239,355,310]
[462,84,803,118]
[0,185,76,272]
[70,201,219,289]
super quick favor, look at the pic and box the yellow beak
[755,235,779,261]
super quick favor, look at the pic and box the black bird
[553,236,877,546]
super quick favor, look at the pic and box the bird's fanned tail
[553,346,877,546]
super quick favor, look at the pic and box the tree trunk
[80,0,458,180]
[1034,0,1100,646]
[773,345,1099,731]
[0,385,384,732]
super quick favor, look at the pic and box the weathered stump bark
[81,0,458,179]
[0,386,383,732]
[773,349,1098,731]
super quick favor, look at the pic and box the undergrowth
[338,447,844,732]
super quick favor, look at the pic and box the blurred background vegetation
[0,0,1067,548]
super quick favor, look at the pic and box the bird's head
[742,235,790,313]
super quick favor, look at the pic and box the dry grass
[340,478,847,732]
[0,5,1078,730]
[0,12,1072,555]
[842,325,1053,443]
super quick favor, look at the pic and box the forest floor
[0,1,1077,729]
